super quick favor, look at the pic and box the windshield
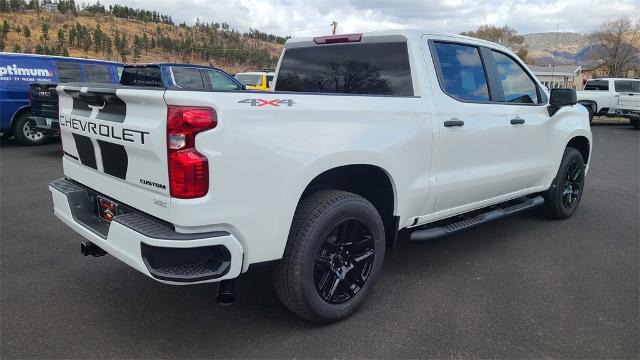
[235,74,262,86]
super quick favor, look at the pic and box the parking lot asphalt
[1,122,638,359]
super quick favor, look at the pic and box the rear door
[57,84,171,218]
[615,80,640,111]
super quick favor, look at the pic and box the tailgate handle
[79,93,105,108]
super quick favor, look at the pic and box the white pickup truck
[577,78,640,129]
[50,30,592,323]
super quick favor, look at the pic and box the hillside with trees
[0,0,287,73]
[461,19,639,77]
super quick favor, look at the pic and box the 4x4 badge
[238,99,295,107]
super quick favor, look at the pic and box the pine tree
[68,27,76,47]
[40,23,49,45]
[22,24,30,41]
[93,23,103,53]
[105,36,112,57]
[57,28,65,47]
[142,32,148,54]
[1,20,9,39]
[13,43,21,53]
[133,34,141,62]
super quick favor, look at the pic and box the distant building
[582,61,639,81]
[43,0,60,12]
[530,64,583,90]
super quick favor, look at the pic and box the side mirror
[548,88,577,116]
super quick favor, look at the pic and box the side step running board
[410,195,544,243]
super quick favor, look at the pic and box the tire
[13,112,49,146]
[273,190,386,323]
[630,117,640,130]
[543,148,586,219]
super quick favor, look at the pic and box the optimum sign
[0,64,53,80]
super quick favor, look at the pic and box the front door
[488,49,556,195]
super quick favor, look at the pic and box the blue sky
[102,0,639,37]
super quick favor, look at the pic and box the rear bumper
[49,178,244,284]
[616,109,640,119]
[28,116,60,134]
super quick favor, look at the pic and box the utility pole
[330,21,338,35]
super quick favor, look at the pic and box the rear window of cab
[275,42,414,96]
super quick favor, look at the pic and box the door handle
[444,119,464,127]
[510,117,525,125]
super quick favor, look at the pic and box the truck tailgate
[57,84,171,219]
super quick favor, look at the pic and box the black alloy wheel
[561,161,583,210]
[543,147,585,219]
[314,218,375,304]
[273,190,385,323]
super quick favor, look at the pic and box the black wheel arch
[10,106,32,131]
[578,100,596,113]
[567,136,590,165]
[300,164,398,248]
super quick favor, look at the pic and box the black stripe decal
[63,151,79,161]
[71,134,97,169]
[97,140,128,179]
[64,89,127,123]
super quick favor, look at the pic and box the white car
[50,30,592,323]
[577,78,640,129]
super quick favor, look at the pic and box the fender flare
[577,100,597,113]
[10,105,32,129]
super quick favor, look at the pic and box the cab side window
[55,62,83,82]
[492,51,540,104]
[614,80,640,93]
[433,42,490,102]
[170,67,205,89]
[584,80,609,91]
[206,70,241,90]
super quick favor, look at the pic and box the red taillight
[313,33,362,44]
[167,106,217,198]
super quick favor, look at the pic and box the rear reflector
[168,150,209,198]
[313,33,362,44]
